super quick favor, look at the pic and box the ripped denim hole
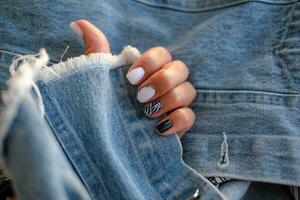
[218,132,229,168]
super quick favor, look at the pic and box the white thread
[36,45,141,81]
[43,66,61,78]
[60,45,70,62]
[0,49,49,139]
[32,83,45,117]
[218,132,229,168]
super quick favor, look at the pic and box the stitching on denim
[195,89,300,96]
[277,52,298,91]
[39,84,111,199]
[134,0,248,12]
[277,3,296,50]
[133,0,297,13]
[276,3,298,89]
[193,90,300,107]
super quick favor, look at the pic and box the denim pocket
[133,0,297,12]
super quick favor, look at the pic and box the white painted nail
[137,86,155,103]
[126,67,145,85]
[70,22,83,37]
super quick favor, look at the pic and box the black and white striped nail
[143,99,163,117]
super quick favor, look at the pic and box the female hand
[71,20,196,138]
[126,47,196,137]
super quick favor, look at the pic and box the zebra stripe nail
[143,99,163,117]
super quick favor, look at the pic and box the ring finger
[136,60,189,103]
[143,82,196,118]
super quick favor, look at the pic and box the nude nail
[126,67,145,85]
[137,85,155,103]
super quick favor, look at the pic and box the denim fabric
[0,0,299,199]
[2,98,91,200]
[0,53,91,199]
[0,48,225,200]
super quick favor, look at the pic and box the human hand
[70,20,196,138]
[126,47,196,137]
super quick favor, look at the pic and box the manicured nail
[156,120,173,134]
[143,99,163,117]
[126,67,145,85]
[70,21,83,37]
[137,85,155,103]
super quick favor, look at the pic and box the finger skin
[155,107,196,136]
[177,128,189,138]
[143,82,196,118]
[127,47,172,84]
[137,60,189,103]
[73,19,110,54]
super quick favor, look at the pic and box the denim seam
[276,3,299,91]
[193,99,299,107]
[195,172,300,187]
[134,0,248,12]
[0,49,49,154]
[167,170,223,199]
[133,0,298,13]
[38,83,111,200]
[172,160,227,199]
[113,69,164,198]
[277,52,298,90]
[113,70,220,199]
[184,151,300,186]
[111,81,163,200]
[195,89,300,96]
[194,90,300,107]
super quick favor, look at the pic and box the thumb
[70,19,110,54]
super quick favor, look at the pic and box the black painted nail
[156,120,173,134]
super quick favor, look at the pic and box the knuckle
[154,46,169,54]
[143,51,158,67]
[154,46,172,60]
[141,47,172,70]
[159,69,174,88]
[171,90,183,107]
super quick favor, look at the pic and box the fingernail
[156,120,173,134]
[126,67,145,85]
[137,85,155,103]
[143,99,163,117]
[70,21,83,37]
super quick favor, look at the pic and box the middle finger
[136,60,189,103]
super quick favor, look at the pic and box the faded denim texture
[0,0,300,199]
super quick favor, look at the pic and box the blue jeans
[0,0,299,199]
